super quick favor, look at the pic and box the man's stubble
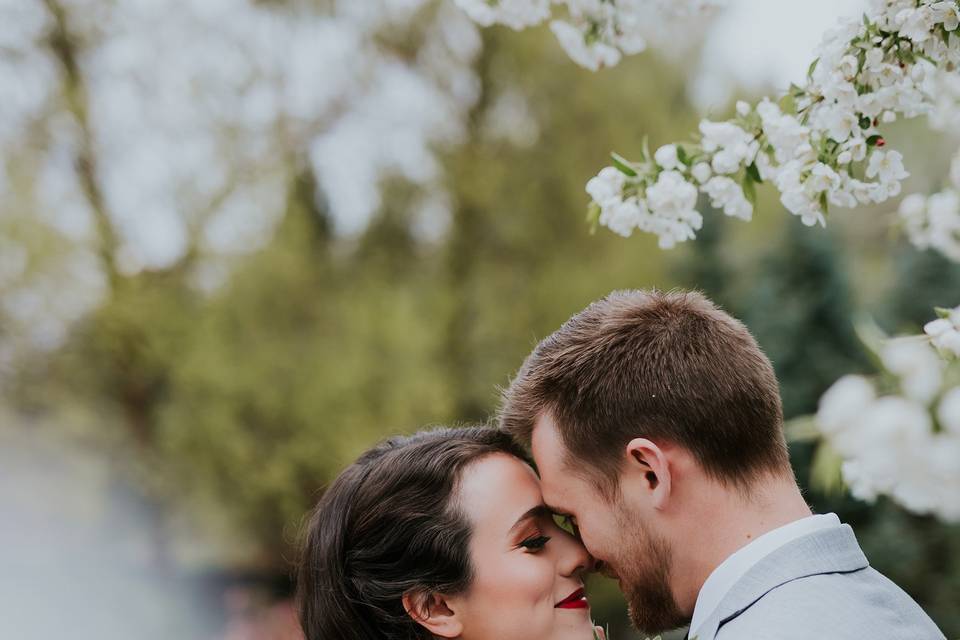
[612,503,690,635]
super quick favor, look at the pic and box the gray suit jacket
[692,523,945,640]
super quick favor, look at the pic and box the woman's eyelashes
[518,534,551,551]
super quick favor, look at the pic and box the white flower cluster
[817,310,960,521]
[586,0,960,249]
[928,66,960,130]
[925,304,960,357]
[453,0,722,70]
[898,148,960,262]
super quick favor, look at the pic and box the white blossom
[951,148,960,189]
[453,0,550,29]
[866,150,909,183]
[456,0,722,69]
[939,387,960,436]
[817,374,876,442]
[549,20,621,71]
[691,161,712,184]
[881,339,943,403]
[654,144,680,170]
[896,6,936,43]
[900,148,960,263]
[933,1,960,31]
[702,176,752,220]
[599,199,645,238]
[644,170,701,248]
[925,304,960,356]
[815,305,960,522]
[585,166,625,207]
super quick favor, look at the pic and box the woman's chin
[552,608,596,638]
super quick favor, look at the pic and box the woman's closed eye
[518,534,551,551]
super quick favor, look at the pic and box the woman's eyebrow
[508,504,552,532]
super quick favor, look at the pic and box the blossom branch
[453,0,723,70]
[586,0,960,250]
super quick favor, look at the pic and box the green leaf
[853,315,890,364]
[641,135,652,164]
[936,306,954,319]
[785,415,820,443]
[610,152,638,177]
[866,134,883,146]
[741,174,757,206]
[859,115,871,129]
[586,201,601,234]
[746,162,762,183]
[677,144,689,166]
[778,92,797,116]
[810,441,845,496]
[807,57,820,80]
[819,190,829,215]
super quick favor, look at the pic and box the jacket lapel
[691,524,868,640]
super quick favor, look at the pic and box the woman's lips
[555,587,589,609]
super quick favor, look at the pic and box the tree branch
[42,0,121,290]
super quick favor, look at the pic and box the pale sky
[693,0,866,109]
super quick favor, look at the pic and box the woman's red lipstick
[555,587,588,609]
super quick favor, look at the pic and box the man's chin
[623,581,690,635]
[627,603,690,636]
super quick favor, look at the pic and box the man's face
[530,413,689,634]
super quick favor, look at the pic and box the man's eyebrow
[509,504,552,532]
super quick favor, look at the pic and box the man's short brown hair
[499,289,789,492]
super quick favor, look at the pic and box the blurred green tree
[1,2,957,638]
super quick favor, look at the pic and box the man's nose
[590,557,604,574]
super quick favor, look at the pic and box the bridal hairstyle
[297,426,529,640]
[499,289,790,494]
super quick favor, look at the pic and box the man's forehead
[530,414,572,505]
[530,411,565,466]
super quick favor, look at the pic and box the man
[499,289,944,639]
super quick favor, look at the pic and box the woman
[297,426,602,640]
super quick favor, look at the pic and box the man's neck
[671,474,813,614]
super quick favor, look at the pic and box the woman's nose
[556,529,595,577]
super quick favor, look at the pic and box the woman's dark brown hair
[296,426,529,640]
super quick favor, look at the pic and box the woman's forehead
[457,454,543,532]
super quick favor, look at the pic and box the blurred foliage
[1,2,959,638]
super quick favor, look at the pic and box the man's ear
[624,438,671,509]
[402,591,463,638]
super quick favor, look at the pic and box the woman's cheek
[482,555,556,638]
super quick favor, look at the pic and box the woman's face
[447,453,596,640]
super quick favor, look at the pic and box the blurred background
[1,0,959,638]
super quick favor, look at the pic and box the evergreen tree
[740,217,868,419]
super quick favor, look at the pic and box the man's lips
[555,587,588,609]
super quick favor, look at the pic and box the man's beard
[613,509,689,634]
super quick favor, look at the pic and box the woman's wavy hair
[296,426,529,640]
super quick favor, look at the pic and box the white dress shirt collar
[688,513,841,637]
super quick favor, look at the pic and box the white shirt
[688,513,842,637]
